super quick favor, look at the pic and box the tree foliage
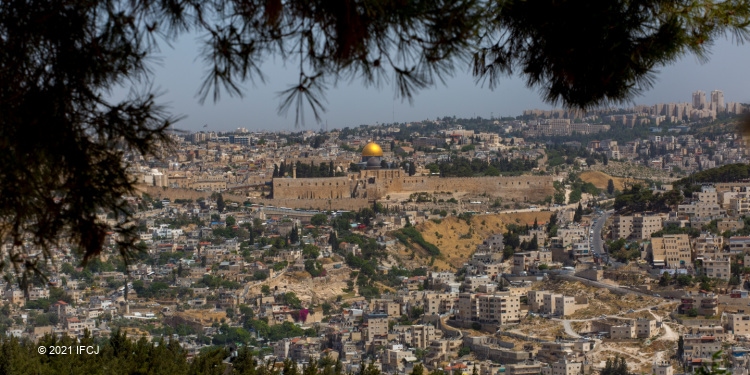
[674,163,750,194]
[574,203,583,223]
[311,214,328,226]
[601,356,630,375]
[429,156,537,177]
[393,227,440,256]
[614,184,682,214]
[2,0,750,282]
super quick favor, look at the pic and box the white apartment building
[728,314,750,336]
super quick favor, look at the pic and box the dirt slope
[579,170,636,191]
[407,211,553,271]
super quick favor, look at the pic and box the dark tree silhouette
[574,203,583,223]
[2,0,749,282]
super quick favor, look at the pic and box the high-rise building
[692,90,707,109]
[711,90,725,112]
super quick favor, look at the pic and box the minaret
[293,164,297,179]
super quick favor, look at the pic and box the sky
[139,35,750,132]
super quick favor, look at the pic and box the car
[651,307,659,310]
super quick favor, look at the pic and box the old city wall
[272,177,352,200]
[266,198,370,210]
[395,175,554,202]
[145,174,554,207]
[139,186,247,203]
[272,175,555,202]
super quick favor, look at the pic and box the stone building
[610,324,636,339]
[727,313,750,336]
[636,318,658,338]
[527,291,588,317]
[271,141,555,207]
[541,359,584,375]
[653,362,673,375]
[649,234,692,269]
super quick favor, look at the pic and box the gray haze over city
[141,36,750,131]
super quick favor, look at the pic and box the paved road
[591,209,612,257]
[562,321,581,338]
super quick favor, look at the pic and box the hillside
[579,170,633,191]
[591,160,672,181]
[674,163,750,187]
[395,211,553,271]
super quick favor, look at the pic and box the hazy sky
[140,35,750,132]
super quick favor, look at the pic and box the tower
[692,90,706,109]
[711,90,725,112]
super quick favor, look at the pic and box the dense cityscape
[2,88,750,374]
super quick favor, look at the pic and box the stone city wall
[139,186,247,203]
[395,175,554,201]
[271,174,555,203]
[272,177,352,199]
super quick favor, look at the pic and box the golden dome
[362,142,383,157]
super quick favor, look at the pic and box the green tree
[225,215,236,226]
[529,234,539,250]
[601,356,629,375]
[305,260,324,277]
[574,203,583,223]
[694,351,728,375]
[283,292,302,309]
[289,224,299,244]
[569,188,583,204]
[302,244,320,259]
[232,347,258,375]
[328,231,339,252]
[322,302,333,316]
[216,194,226,213]
[261,285,271,296]
[659,271,671,287]
[607,179,616,195]
[311,214,328,226]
